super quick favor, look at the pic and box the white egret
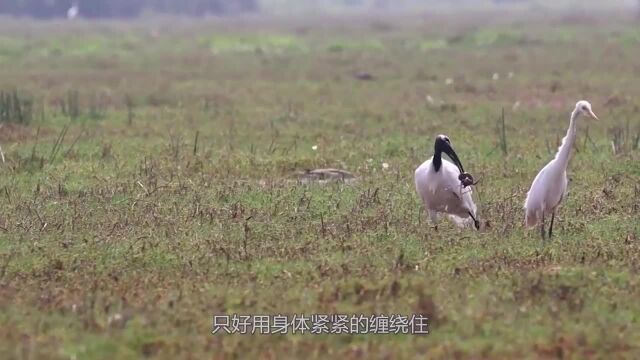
[415,135,479,230]
[67,2,79,20]
[524,100,599,240]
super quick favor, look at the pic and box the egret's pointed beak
[588,109,599,120]
[443,143,465,174]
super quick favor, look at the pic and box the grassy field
[0,10,640,359]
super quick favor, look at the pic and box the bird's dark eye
[582,106,588,111]
[444,137,450,143]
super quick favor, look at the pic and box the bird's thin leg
[548,211,555,239]
[468,211,480,230]
[429,210,439,232]
[540,211,546,242]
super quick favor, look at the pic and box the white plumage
[67,3,79,20]
[524,100,599,239]
[415,135,479,230]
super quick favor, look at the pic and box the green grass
[206,34,308,54]
[0,11,640,359]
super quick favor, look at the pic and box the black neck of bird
[433,145,443,172]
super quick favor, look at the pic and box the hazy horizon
[0,0,637,20]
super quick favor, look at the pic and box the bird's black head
[433,134,465,173]
[436,134,451,146]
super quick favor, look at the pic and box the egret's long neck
[554,109,579,167]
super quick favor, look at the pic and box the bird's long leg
[468,211,480,230]
[548,211,555,239]
[429,210,439,232]
[540,211,546,242]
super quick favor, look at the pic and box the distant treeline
[0,0,259,19]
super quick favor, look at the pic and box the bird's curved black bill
[442,143,465,174]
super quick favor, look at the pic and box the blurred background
[0,0,638,19]
[1,0,640,359]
